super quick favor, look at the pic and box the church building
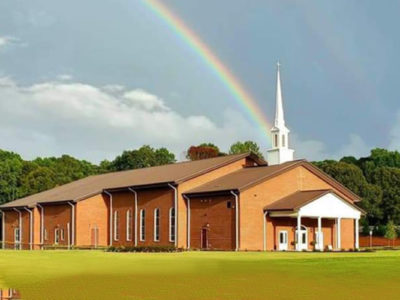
[0,64,364,251]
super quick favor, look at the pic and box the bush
[106,245,184,253]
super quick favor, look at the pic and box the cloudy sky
[0,0,399,163]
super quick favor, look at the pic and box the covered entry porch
[264,190,364,251]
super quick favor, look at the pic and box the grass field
[0,250,399,300]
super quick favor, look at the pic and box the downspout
[183,195,190,249]
[104,191,113,247]
[13,208,22,250]
[167,184,178,247]
[1,210,5,249]
[263,211,268,251]
[230,191,239,251]
[67,202,75,248]
[23,207,33,250]
[128,188,138,246]
[37,204,44,247]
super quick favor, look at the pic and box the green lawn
[0,250,399,300]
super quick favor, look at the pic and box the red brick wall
[135,188,175,247]
[189,195,236,250]
[76,194,108,247]
[177,157,253,248]
[42,204,72,246]
[3,210,31,249]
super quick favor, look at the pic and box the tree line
[0,143,399,235]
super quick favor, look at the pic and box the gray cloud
[0,78,263,162]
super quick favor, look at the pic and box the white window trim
[54,228,59,245]
[60,228,64,241]
[140,209,145,242]
[154,208,160,242]
[126,210,132,241]
[113,211,119,241]
[14,228,20,244]
[169,207,175,242]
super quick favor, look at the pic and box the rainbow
[142,0,272,139]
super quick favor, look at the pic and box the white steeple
[275,62,285,128]
[267,62,294,165]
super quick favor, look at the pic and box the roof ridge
[92,153,250,179]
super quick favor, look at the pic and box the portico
[265,190,363,251]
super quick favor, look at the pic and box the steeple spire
[275,62,285,128]
[266,62,294,165]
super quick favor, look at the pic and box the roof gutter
[13,208,22,250]
[230,191,239,251]
[128,188,138,246]
[103,191,113,247]
[37,204,44,246]
[67,202,75,248]
[1,210,5,249]
[23,207,33,250]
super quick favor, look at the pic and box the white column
[355,218,359,249]
[336,218,341,250]
[296,215,301,251]
[317,217,322,251]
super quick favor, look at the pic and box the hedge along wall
[360,235,400,247]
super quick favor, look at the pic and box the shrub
[106,245,184,253]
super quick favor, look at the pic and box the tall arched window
[154,208,160,242]
[140,209,146,241]
[274,134,278,147]
[169,207,175,242]
[114,211,119,241]
[126,209,132,241]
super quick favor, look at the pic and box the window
[114,211,119,241]
[54,228,59,245]
[44,229,48,241]
[126,209,132,241]
[60,229,64,241]
[14,228,20,244]
[169,207,175,242]
[227,201,232,209]
[279,231,287,244]
[274,134,278,147]
[140,209,146,241]
[282,135,286,147]
[154,208,160,242]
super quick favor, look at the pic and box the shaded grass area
[0,250,399,299]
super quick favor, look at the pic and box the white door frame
[295,226,308,251]
[278,230,288,251]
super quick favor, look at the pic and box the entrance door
[296,227,308,251]
[201,228,208,249]
[278,231,288,251]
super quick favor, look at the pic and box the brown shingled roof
[1,153,263,209]
[264,190,331,211]
[184,160,361,202]
[264,189,365,213]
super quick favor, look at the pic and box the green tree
[21,167,57,195]
[384,220,398,246]
[229,141,264,159]
[0,150,24,203]
[111,145,176,171]
[369,167,400,224]
[313,160,383,224]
